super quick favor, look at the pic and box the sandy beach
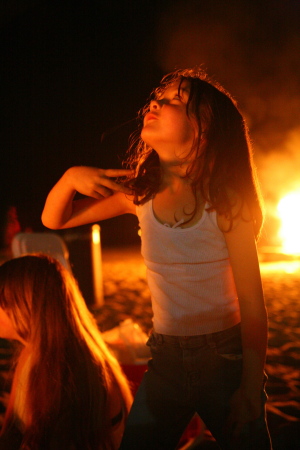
[96,246,300,448]
[1,245,299,448]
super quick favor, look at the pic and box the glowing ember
[277,191,300,254]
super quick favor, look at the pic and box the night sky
[1,0,300,244]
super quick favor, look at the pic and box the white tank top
[136,200,240,336]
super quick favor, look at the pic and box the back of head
[0,255,73,344]
[0,254,132,449]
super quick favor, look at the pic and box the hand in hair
[64,166,134,199]
[42,166,135,229]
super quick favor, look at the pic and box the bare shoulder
[216,190,252,231]
[112,191,136,214]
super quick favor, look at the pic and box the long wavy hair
[0,254,132,449]
[124,68,264,238]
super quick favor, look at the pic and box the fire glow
[277,191,300,255]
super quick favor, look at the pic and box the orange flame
[277,191,300,255]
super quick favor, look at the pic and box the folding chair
[11,230,104,307]
[11,232,72,271]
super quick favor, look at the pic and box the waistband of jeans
[151,323,241,348]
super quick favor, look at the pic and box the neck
[160,156,189,175]
[159,160,193,190]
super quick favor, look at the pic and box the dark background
[1,0,300,246]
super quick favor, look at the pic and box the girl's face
[0,307,22,342]
[141,80,198,164]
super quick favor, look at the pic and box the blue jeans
[120,323,272,449]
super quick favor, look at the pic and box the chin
[140,127,159,145]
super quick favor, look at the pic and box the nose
[150,99,160,111]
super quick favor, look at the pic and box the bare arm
[218,207,268,434]
[41,166,136,229]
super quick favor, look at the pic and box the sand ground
[1,246,299,448]
[95,246,300,448]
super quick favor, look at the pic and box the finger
[103,169,134,178]
[111,182,133,195]
[98,178,133,195]
[224,415,242,435]
[224,412,236,431]
[92,186,114,198]
[232,421,245,438]
[229,419,250,445]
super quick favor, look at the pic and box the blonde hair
[0,254,132,449]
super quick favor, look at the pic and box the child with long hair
[0,254,132,450]
[42,68,272,449]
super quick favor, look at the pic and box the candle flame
[92,224,101,245]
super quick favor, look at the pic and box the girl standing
[42,68,272,449]
[0,254,132,449]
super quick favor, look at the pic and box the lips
[144,113,158,124]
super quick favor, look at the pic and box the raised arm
[218,206,268,436]
[41,166,135,229]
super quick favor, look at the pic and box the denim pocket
[213,325,243,361]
